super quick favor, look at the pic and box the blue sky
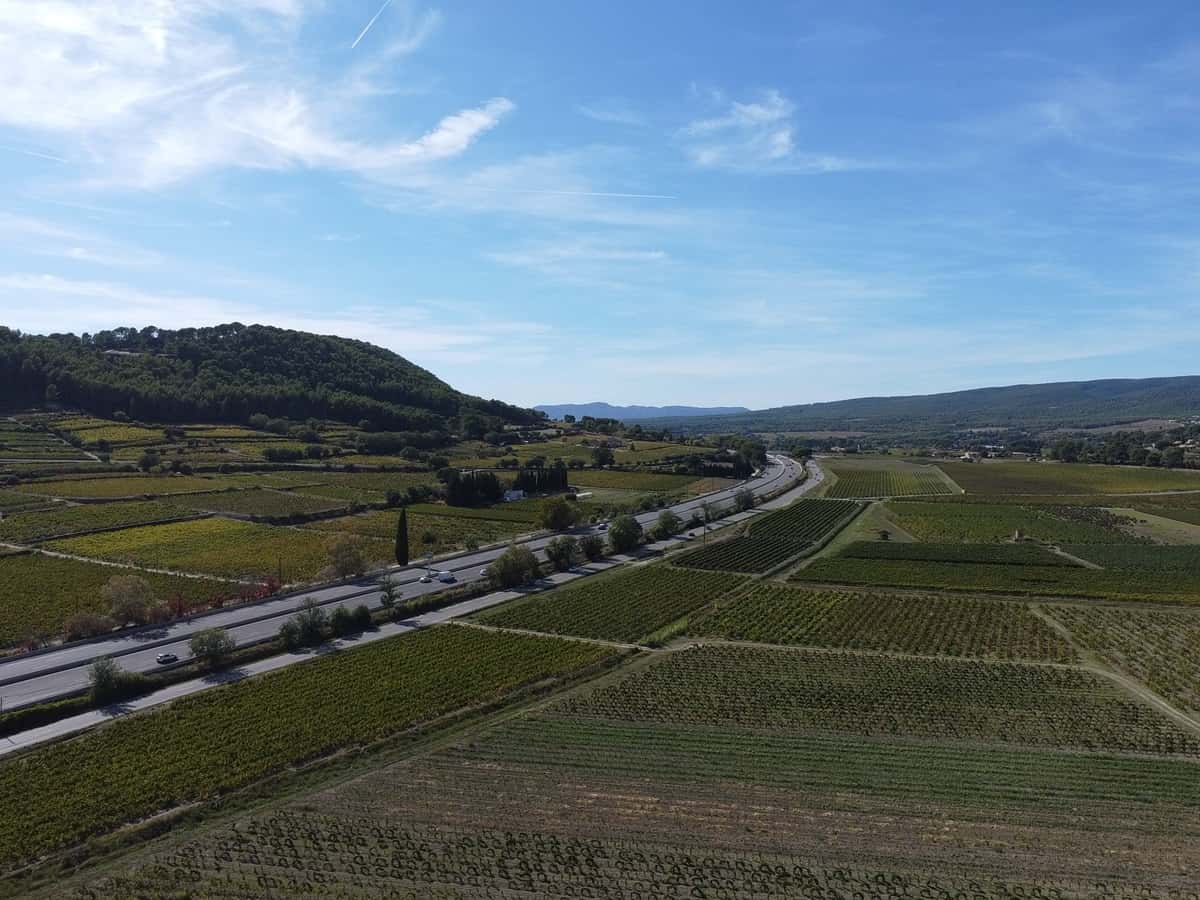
[1,1,1198,409]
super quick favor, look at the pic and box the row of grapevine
[839,541,1077,566]
[0,626,614,872]
[476,564,746,643]
[551,645,1200,756]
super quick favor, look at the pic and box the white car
[479,567,490,577]
[418,574,433,584]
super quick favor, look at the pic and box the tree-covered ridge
[0,324,538,433]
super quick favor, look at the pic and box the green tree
[379,577,400,614]
[278,619,302,651]
[545,535,580,571]
[395,508,409,566]
[88,657,148,705]
[102,574,158,625]
[330,605,356,637]
[293,597,328,646]
[539,495,578,531]
[654,509,682,539]
[488,544,541,588]
[325,533,368,578]
[580,534,605,561]
[607,514,643,553]
[188,628,236,669]
[591,445,614,467]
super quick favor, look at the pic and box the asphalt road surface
[0,454,806,710]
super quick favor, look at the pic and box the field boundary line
[450,619,642,651]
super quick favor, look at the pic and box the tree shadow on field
[98,700,138,719]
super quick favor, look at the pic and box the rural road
[0,454,811,711]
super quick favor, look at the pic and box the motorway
[0,454,806,710]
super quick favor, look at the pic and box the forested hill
[536,402,751,421]
[0,324,538,433]
[641,376,1200,436]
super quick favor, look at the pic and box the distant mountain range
[535,402,751,422]
[629,376,1200,436]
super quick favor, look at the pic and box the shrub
[608,515,643,554]
[489,544,541,588]
[546,536,581,571]
[580,534,605,561]
[63,612,116,642]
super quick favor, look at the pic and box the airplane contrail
[351,0,394,49]
[0,145,66,163]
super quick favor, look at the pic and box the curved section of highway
[0,455,807,710]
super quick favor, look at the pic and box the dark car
[155,652,178,665]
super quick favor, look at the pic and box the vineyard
[674,498,858,573]
[77,815,1200,900]
[887,500,1139,543]
[165,489,348,519]
[1063,543,1200,574]
[303,509,527,558]
[940,460,1200,495]
[14,474,246,499]
[552,645,1200,755]
[567,469,700,492]
[0,500,197,543]
[0,626,614,872]
[690,584,1075,661]
[46,518,392,582]
[839,540,1078,566]
[792,555,1200,603]
[825,464,955,498]
[476,564,746,643]
[406,500,543,524]
[0,422,89,460]
[0,553,222,646]
[1047,605,1200,714]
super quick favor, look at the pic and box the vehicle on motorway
[437,571,456,583]
[480,568,489,577]
[418,573,433,583]
[597,523,608,530]
[155,652,178,665]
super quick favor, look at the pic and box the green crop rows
[553,645,1200,755]
[477,564,746,643]
[825,466,954,498]
[839,540,1078,566]
[0,553,222,646]
[46,518,391,582]
[165,489,348,518]
[691,584,1075,661]
[0,500,193,544]
[0,626,613,872]
[888,500,1138,543]
[940,461,1200,495]
[1048,605,1200,714]
[674,499,857,573]
[793,555,1200,603]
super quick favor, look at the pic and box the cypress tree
[395,508,409,566]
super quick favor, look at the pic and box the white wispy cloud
[577,101,644,127]
[680,89,886,174]
[0,212,163,269]
[0,1,508,189]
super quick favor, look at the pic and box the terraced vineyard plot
[1063,543,1200,574]
[825,462,955,498]
[0,491,48,511]
[554,645,1200,755]
[304,509,526,558]
[47,518,390,582]
[165,489,347,519]
[941,460,1200,495]
[889,500,1138,543]
[749,497,860,539]
[0,553,221,646]
[840,540,1078,566]
[0,627,614,873]
[288,471,437,502]
[691,584,1075,661]
[674,498,858,573]
[65,424,163,447]
[476,564,745,642]
[568,469,699,492]
[406,500,543,524]
[16,474,245,499]
[1049,605,1200,714]
[0,500,194,543]
[793,556,1200,603]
